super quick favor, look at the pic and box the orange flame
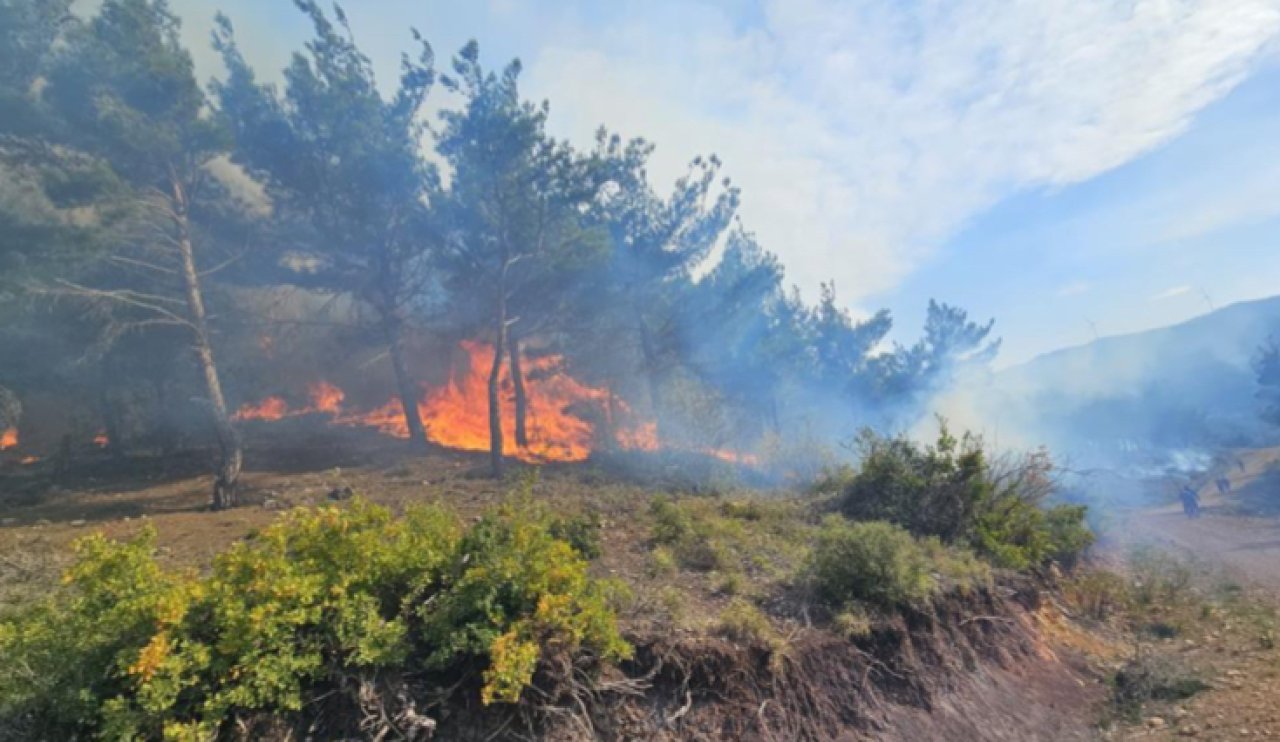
[614,420,659,452]
[232,341,756,467]
[20,455,39,465]
[93,431,109,448]
[308,381,344,414]
[0,428,15,451]
[233,396,289,422]
[336,341,613,462]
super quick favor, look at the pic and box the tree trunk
[382,313,428,451]
[171,172,241,510]
[489,261,509,478]
[508,335,528,449]
[488,314,506,478]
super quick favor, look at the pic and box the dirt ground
[1107,447,1280,740]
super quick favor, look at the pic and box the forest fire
[93,431,110,448]
[231,341,751,465]
[0,428,15,450]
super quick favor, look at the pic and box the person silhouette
[1179,484,1201,519]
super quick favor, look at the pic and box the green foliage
[549,510,604,560]
[808,518,936,609]
[839,426,1092,570]
[417,500,631,705]
[648,495,813,585]
[0,527,184,739]
[920,536,992,594]
[0,499,630,737]
[1043,504,1095,568]
[832,606,874,639]
[839,425,992,542]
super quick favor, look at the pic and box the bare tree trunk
[171,172,241,510]
[508,334,528,449]
[382,313,429,451]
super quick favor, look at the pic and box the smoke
[911,295,1280,507]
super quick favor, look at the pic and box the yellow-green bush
[0,499,629,739]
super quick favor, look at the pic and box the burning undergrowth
[229,339,753,468]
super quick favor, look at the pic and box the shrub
[838,425,989,542]
[920,537,992,593]
[838,425,1092,570]
[549,510,604,560]
[0,527,188,740]
[1110,655,1208,722]
[647,546,677,577]
[0,499,630,738]
[1064,570,1133,621]
[419,502,631,705]
[1044,504,1095,569]
[717,598,774,644]
[832,606,873,639]
[808,518,936,609]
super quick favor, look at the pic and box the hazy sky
[164,0,1280,367]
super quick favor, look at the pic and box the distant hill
[978,295,1280,462]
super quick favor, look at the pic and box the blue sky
[165,0,1280,366]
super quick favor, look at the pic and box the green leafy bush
[1043,504,1095,569]
[838,425,1092,570]
[0,499,630,739]
[808,518,936,609]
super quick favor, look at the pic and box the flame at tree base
[232,341,755,466]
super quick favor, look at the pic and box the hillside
[981,295,1280,461]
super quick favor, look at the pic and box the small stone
[1148,717,1167,729]
[1179,727,1200,737]
[1227,669,1245,678]
[1174,708,1190,719]
[69,519,86,527]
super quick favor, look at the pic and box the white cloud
[166,0,1280,308]
[515,0,1280,304]
[1151,285,1192,301]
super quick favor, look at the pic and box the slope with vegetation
[0,429,1104,740]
